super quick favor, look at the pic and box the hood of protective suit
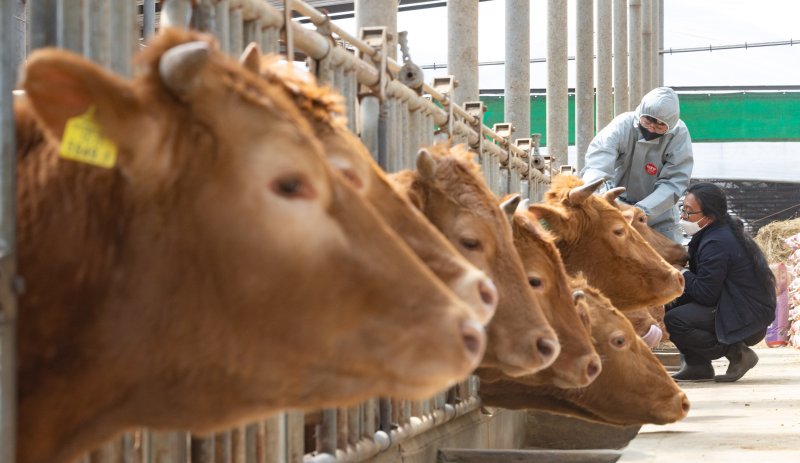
[634,87,681,132]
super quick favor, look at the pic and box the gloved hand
[641,324,663,348]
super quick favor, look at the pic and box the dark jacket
[675,220,776,344]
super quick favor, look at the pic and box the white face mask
[679,218,705,236]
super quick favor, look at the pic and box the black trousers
[665,302,765,365]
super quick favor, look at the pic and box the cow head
[17,29,485,463]
[477,202,601,388]
[525,175,684,311]
[248,49,498,325]
[615,201,689,267]
[390,145,560,377]
[479,277,690,426]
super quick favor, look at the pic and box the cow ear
[239,42,262,74]
[22,48,140,141]
[526,204,570,238]
[416,148,437,182]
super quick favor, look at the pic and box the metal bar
[505,0,530,140]
[215,0,231,55]
[316,409,337,456]
[263,414,287,463]
[286,411,305,463]
[58,0,83,53]
[109,0,134,76]
[30,0,57,49]
[641,0,652,93]
[575,0,594,171]
[547,0,569,167]
[596,0,613,129]
[231,427,246,463]
[613,0,629,115]
[143,0,156,39]
[214,432,231,463]
[447,0,478,104]
[628,0,642,109]
[193,0,217,33]
[160,0,193,29]
[84,0,109,66]
[190,436,214,463]
[229,7,244,56]
[244,423,259,463]
[149,431,189,463]
[0,0,17,461]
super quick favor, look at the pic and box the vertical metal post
[214,0,231,55]
[576,0,594,171]
[286,411,305,463]
[547,0,569,168]
[214,432,231,463]
[143,0,156,39]
[190,436,214,463]
[160,0,193,29]
[0,1,17,462]
[193,0,216,33]
[58,0,83,53]
[612,0,629,115]
[84,0,110,66]
[231,427,245,463]
[262,26,280,54]
[12,0,26,72]
[30,0,57,49]
[641,0,652,94]
[657,0,664,86]
[149,431,189,463]
[596,0,613,130]
[354,0,396,59]
[243,20,262,51]
[505,0,530,140]
[627,0,642,110]
[263,414,287,463]
[229,7,244,56]
[109,0,134,76]
[316,409,337,456]
[244,424,259,463]
[447,0,478,105]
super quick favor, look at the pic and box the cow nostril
[478,278,498,309]
[536,337,559,361]
[586,357,602,380]
[460,319,486,358]
[681,393,691,414]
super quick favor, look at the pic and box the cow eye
[638,216,647,223]
[613,227,625,237]
[271,174,315,199]
[528,276,543,288]
[610,332,627,349]
[460,238,482,251]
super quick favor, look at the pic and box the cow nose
[460,319,487,362]
[584,354,602,383]
[455,269,498,325]
[674,269,685,287]
[680,392,691,415]
[536,336,560,368]
[477,278,498,320]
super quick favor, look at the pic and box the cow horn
[500,194,522,222]
[416,149,437,182]
[516,198,531,214]
[239,42,261,74]
[568,178,604,205]
[159,41,211,98]
[572,289,586,303]
[603,187,626,203]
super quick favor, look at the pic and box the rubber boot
[715,342,758,383]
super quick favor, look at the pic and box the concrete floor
[620,346,800,462]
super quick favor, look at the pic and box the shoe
[671,362,714,382]
[715,343,758,383]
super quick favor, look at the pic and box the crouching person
[666,183,776,382]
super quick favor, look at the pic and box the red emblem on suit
[645,163,658,175]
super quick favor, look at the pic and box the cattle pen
[1,1,798,463]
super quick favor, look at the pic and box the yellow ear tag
[59,106,117,169]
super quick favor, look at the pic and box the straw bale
[754,218,800,264]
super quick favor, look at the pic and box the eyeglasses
[640,115,669,134]
[679,206,703,218]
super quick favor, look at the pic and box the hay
[755,218,800,264]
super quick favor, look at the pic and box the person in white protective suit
[581,87,694,243]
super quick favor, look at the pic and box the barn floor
[620,346,800,462]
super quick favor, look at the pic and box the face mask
[679,218,705,236]
[639,124,664,141]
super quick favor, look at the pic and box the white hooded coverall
[580,87,694,243]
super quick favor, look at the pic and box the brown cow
[479,276,690,426]
[246,49,497,324]
[17,30,485,463]
[390,145,560,377]
[477,204,601,388]
[615,200,688,341]
[526,175,684,311]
